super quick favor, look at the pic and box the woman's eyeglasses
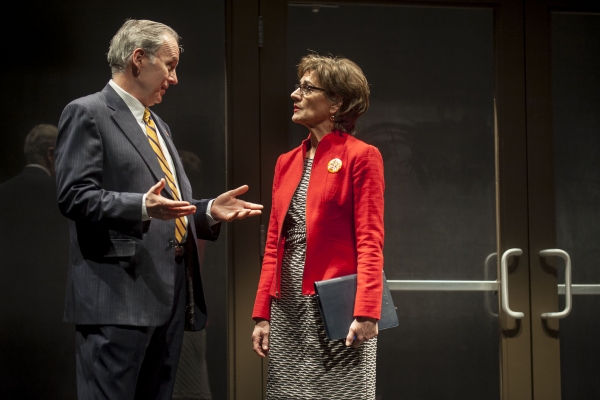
[294,83,326,96]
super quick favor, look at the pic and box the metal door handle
[500,248,524,319]
[539,249,572,319]
[483,253,498,318]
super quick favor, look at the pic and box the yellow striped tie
[143,108,187,244]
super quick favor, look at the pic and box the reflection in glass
[288,5,497,398]
[0,124,73,398]
[171,2,228,392]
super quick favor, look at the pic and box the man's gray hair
[107,19,181,75]
[24,124,58,164]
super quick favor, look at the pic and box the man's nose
[169,70,178,85]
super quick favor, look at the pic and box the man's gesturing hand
[145,179,197,220]
[211,185,263,222]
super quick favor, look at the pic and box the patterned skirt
[267,240,377,400]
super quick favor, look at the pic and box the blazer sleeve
[55,102,146,238]
[353,145,385,319]
[252,156,282,321]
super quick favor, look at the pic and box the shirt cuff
[142,193,150,221]
[206,199,219,226]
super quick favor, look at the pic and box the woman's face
[291,71,339,131]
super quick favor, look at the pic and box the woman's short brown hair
[297,53,370,134]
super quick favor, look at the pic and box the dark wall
[1,0,225,190]
[0,1,227,399]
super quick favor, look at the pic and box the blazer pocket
[103,239,136,258]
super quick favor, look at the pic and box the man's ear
[47,147,55,163]
[131,48,145,72]
[46,147,56,175]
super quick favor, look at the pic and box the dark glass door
[525,2,600,398]
[256,1,532,398]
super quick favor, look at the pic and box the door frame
[227,0,536,398]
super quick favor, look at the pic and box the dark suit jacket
[55,84,218,330]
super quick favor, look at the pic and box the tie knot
[143,108,151,123]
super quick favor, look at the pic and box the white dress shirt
[108,80,217,232]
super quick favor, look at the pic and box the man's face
[137,34,180,107]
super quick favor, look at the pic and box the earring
[330,115,335,121]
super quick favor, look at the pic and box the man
[55,20,262,399]
[0,124,75,398]
[0,124,59,201]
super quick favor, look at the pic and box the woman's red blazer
[252,131,385,321]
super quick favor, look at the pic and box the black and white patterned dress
[267,158,377,400]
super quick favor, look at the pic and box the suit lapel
[103,85,171,198]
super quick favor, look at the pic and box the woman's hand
[252,319,271,357]
[345,317,378,348]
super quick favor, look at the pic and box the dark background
[0,1,227,399]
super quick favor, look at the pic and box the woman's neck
[310,119,334,141]
[306,129,330,159]
[309,131,322,148]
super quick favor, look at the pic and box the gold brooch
[327,158,342,173]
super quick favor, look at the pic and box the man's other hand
[145,179,196,220]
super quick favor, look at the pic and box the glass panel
[287,5,497,399]
[552,12,600,399]
[171,2,228,398]
[0,2,227,398]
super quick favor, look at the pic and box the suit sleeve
[55,102,146,238]
[353,145,385,319]
[252,156,282,321]
[191,199,221,241]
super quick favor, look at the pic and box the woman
[251,53,385,399]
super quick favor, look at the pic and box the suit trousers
[74,254,187,400]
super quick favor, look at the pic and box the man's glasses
[294,83,326,96]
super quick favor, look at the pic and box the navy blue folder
[314,272,399,340]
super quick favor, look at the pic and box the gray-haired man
[55,20,262,399]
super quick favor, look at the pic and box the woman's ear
[330,97,342,115]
